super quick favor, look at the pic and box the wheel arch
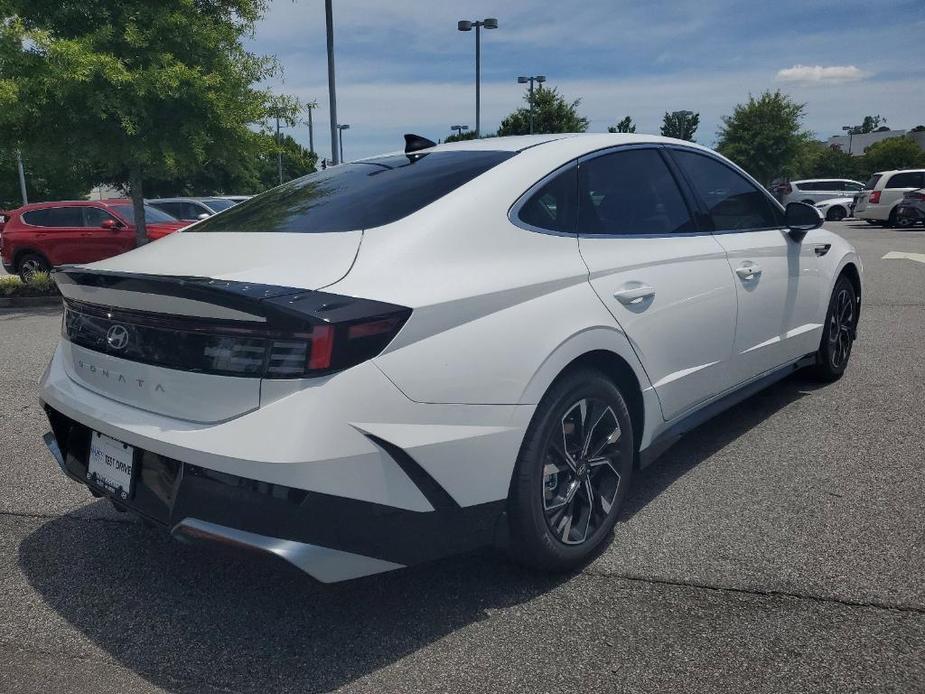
[838,261,862,308]
[13,247,52,271]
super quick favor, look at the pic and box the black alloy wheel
[507,369,634,571]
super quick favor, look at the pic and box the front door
[577,146,738,421]
[670,148,823,385]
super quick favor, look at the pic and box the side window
[577,148,694,235]
[22,209,52,227]
[516,165,577,233]
[886,172,924,189]
[844,182,863,192]
[82,207,118,227]
[185,202,210,219]
[672,150,782,231]
[152,202,182,219]
[24,207,84,228]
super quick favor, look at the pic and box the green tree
[792,140,863,180]
[0,146,98,209]
[660,110,699,141]
[717,90,810,186]
[849,115,886,135]
[608,116,636,133]
[497,85,589,136]
[859,136,925,174]
[444,130,478,143]
[1,0,285,246]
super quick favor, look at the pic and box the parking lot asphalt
[0,220,923,693]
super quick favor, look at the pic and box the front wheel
[507,369,634,572]
[811,276,857,382]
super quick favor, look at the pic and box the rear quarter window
[189,151,515,234]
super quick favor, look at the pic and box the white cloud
[775,64,868,85]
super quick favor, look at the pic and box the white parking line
[882,251,925,264]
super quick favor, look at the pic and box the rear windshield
[863,175,882,190]
[188,151,515,233]
[113,205,179,224]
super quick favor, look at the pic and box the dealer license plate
[87,431,136,500]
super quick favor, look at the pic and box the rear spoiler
[54,267,407,332]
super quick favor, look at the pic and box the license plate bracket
[87,431,137,500]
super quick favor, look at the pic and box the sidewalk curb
[0,296,62,309]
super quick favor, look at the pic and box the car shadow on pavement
[17,373,821,693]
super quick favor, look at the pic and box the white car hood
[83,230,362,291]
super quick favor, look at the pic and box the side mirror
[785,201,823,238]
[196,212,211,221]
[100,218,122,231]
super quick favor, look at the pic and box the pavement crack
[581,569,925,614]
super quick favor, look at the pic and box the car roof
[12,198,135,212]
[358,133,717,163]
[793,178,861,183]
[873,169,925,175]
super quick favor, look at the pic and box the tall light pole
[842,124,858,155]
[325,0,339,164]
[306,101,317,155]
[275,114,284,185]
[15,150,28,205]
[450,124,469,138]
[517,75,546,134]
[457,17,498,138]
[337,124,350,163]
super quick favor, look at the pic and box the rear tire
[16,253,50,281]
[886,208,898,228]
[507,368,634,572]
[811,276,857,382]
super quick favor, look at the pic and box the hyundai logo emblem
[106,324,130,350]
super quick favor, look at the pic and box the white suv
[39,134,862,582]
[854,169,925,226]
[781,179,864,206]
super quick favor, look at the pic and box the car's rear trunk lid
[52,231,363,422]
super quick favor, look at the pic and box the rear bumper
[855,204,890,221]
[42,405,506,582]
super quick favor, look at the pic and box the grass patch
[0,272,60,298]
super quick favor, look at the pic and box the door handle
[735,263,762,281]
[813,244,831,257]
[613,285,655,305]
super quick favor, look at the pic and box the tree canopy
[608,116,636,134]
[660,111,699,141]
[497,85,589,136]
[860,136,925,174]
[0,0,290,243]
[848,115,886,135]
[717,90,810,186]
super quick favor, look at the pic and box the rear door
[22,206,89,265]
[577,146,738,421]
[670,148,823,385]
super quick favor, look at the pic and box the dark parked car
[895,188,925,227]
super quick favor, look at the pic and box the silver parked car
[147,197,237,222]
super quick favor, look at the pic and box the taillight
[61,292,411,380]
[869,191,881,204]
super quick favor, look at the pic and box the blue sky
[248,0,925,161]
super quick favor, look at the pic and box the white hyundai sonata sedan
[39,133,862,582]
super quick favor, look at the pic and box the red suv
[0,199,186,279]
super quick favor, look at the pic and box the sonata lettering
[75,359,166,393]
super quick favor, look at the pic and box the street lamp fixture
[336,123,350,163]
[457,17,499,137]
[517,75,546,134]
[450,124,469,138]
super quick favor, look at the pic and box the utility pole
[325,0,339,164]
[275,115,283,185]
[16,150,28,205]
[307,103,315,154]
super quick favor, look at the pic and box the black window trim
[665,144,787,235]
[509,143,714,238]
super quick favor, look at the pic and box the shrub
[0,272,60,298]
